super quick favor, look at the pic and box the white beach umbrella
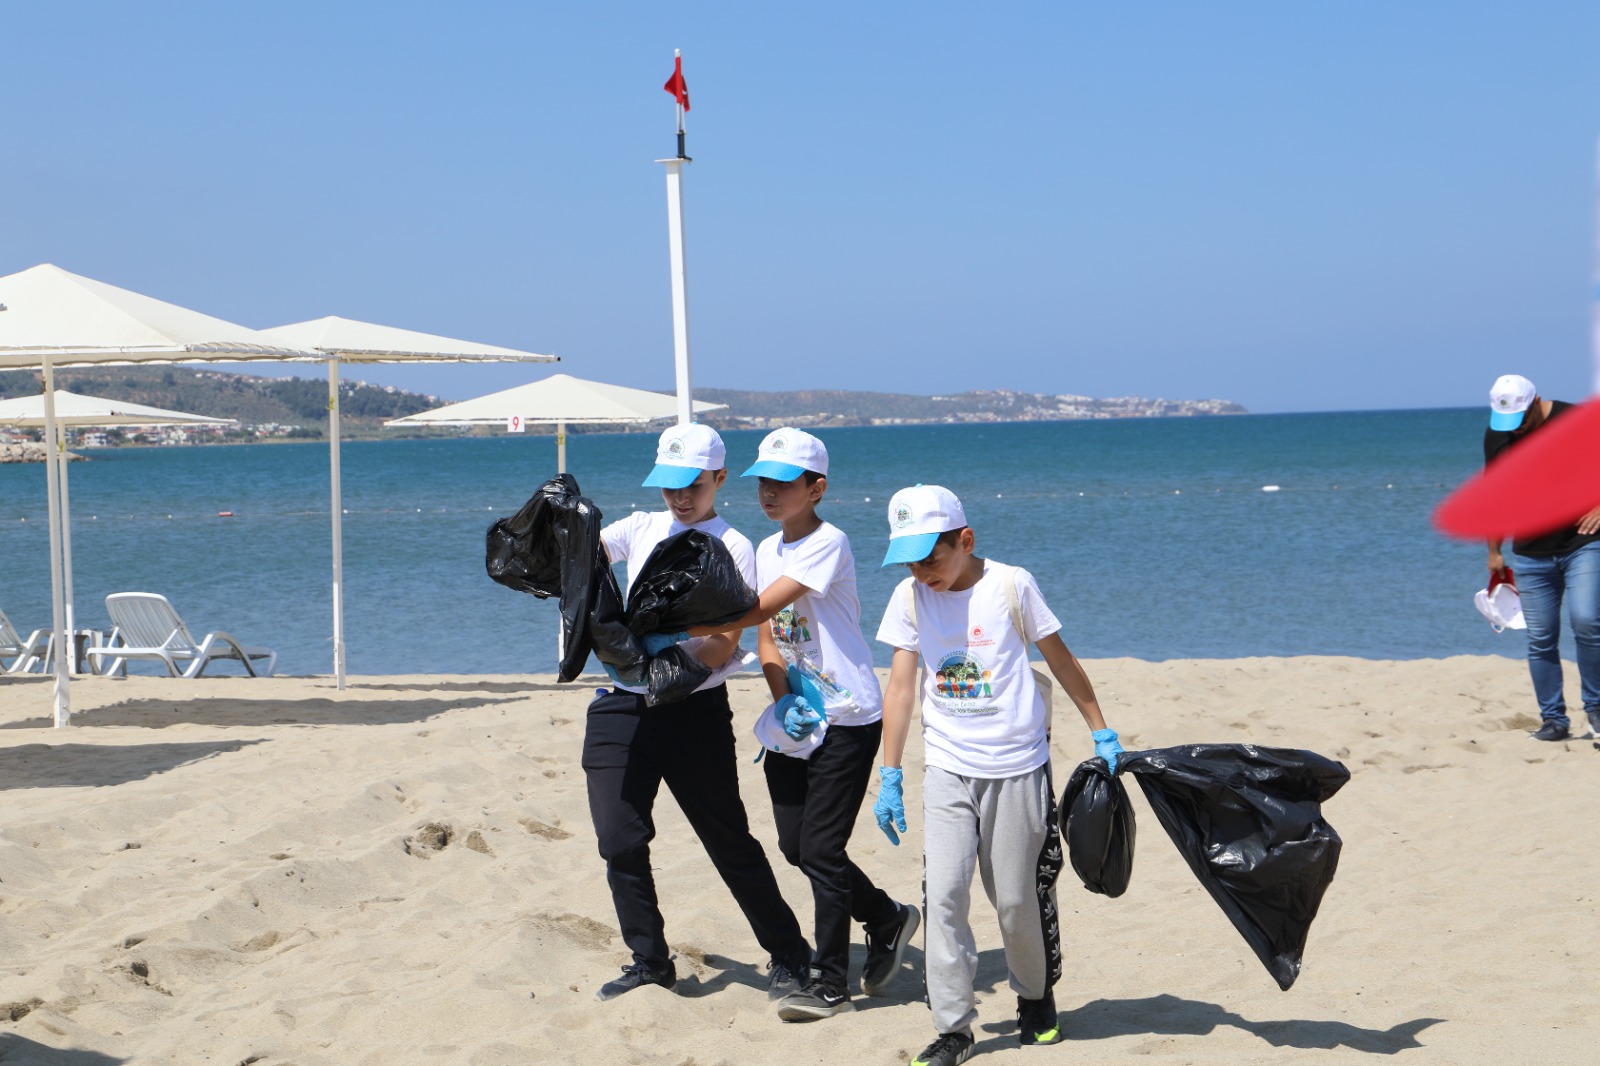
[256,316,555,690]
[0,389,235,666]
[0,263,324,727]
[384,372,726,470]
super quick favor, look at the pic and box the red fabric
[1433,397,1600,539]
[663,56,690,110]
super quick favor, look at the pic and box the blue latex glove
[642,631,688,655]
[1092,728,1124,774]
[874,766,906,845]
[777,693,820,740]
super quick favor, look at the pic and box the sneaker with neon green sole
[1017,992,1063,1045]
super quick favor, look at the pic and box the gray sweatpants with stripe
[922,762,1063,1036]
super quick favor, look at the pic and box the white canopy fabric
[0,389,236,428]
[256,316,556,691]
[385,372,725,428]
[0,264,325,728]
[386,371,725,477]
[0,390,236,674]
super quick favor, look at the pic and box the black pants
[763,719,898,988]
[582,683,808,973]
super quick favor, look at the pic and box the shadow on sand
[0,739,266,791]
[0,1033,124,1064]
[0,695,524,731]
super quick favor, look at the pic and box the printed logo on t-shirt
[772,606,813,645]
[931,650,998,715]
[772,607,854,709]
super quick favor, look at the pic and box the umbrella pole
[41,362,71,727]
[328,360,347,690]
[55,419,77,644]
[558,418,567,473]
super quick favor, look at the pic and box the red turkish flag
[663,56,690,110]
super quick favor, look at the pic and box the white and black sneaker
[596,961,676,1001]
[777,976,852,1021]
[862,902,921,996]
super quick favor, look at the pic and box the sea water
[0,409,1510,676]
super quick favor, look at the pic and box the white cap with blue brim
[882,484,968,566]
[741,427,829,481]
[642,423,726,489]
[1489,374,1537,432]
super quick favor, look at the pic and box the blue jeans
[1515,541,1600,728]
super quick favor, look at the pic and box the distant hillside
[0,367,1245,443]
[0,366,440,438]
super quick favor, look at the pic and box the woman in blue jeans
[1483,375,1600,741]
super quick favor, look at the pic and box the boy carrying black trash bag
[584,422,812,1003]
[873,484,1124,1066]
[687,428,918,1022]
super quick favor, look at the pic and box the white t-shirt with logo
[875,560,1061,778]
[756,521,883,727]
[600,510,757,694]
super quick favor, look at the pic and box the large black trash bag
[484,474,646,684]
[1059,758,1135,898]
[626,529,758,635]
[1121,744,1350,991]
[641,645,714,707]
[485,473,579,597]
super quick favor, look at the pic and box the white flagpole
[658,50,694,426]
[1593,135,1599,396]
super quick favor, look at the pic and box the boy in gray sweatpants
[872,485,1124,1066]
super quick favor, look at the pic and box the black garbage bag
[485,472,579,597]
[626,529,759,635]
[1122,744,1349,991]
[486,479,755,700]
[484,474,645,684]
[641,645,714,707]
[1059,758,1135,898]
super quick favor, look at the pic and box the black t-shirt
[1483,399,1599,557]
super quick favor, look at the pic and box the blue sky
[4,2,1598,413]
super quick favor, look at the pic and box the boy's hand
[874,766,907,845]
[642,631,688,655]
[1092,728,1124,774]
[777,693,820,740]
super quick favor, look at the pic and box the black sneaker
[766,949,811,1001]
[862,902,921,995]
[1530,721,1570,742]
[911,1031,975,1066]
[1017,991,1063,1045]
[776,976,852,1021]
[596,961,676,1001]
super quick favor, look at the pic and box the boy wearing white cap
[688,427,918,1022]
[873,484,1123,1066]
[1483,375,1600,741]
[584,422,812,1003]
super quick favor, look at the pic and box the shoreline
[2,655,1595,1064]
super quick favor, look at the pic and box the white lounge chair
[85,593,277,678]
[1,607,49,674]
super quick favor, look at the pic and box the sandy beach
[2,656,1596,1065]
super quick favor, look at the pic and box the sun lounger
[85,593,277,678]
[1,607,49,674]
